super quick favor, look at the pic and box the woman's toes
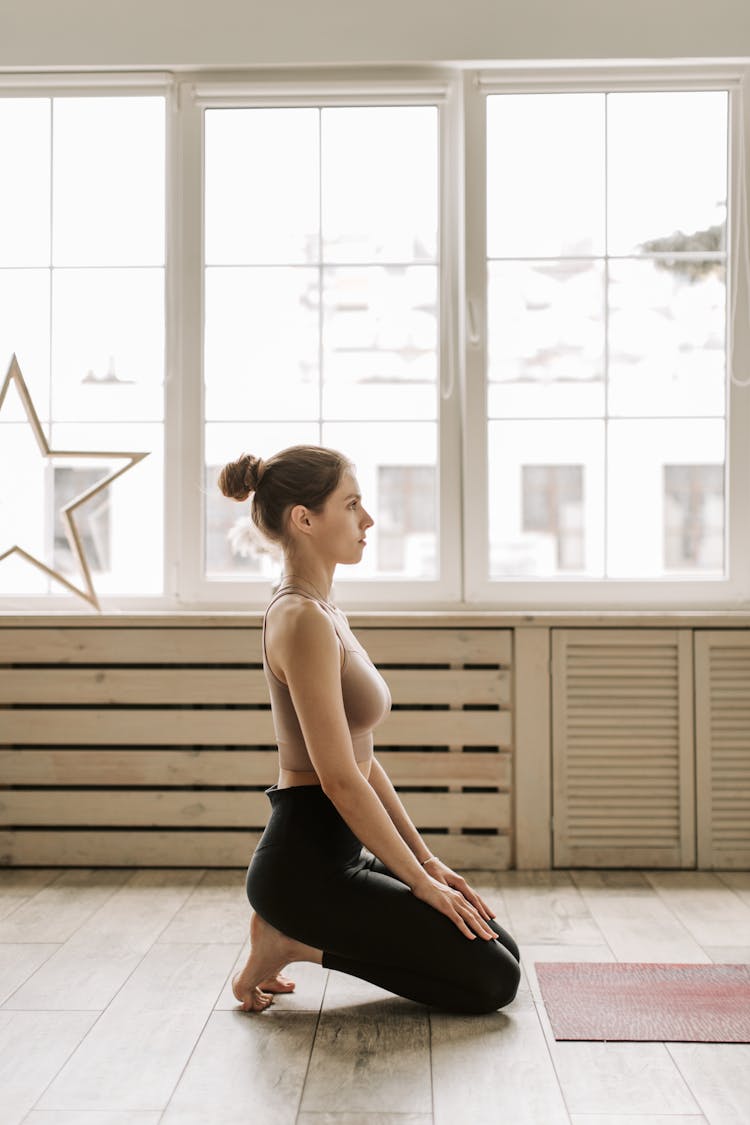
[249,987,274,1012]
[234,982,275,1012]
[259,973,296,993]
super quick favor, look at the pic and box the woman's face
[310,469,374,565]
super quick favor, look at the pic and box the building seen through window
[663,464,724,571]
[521,465,584,573]
[53,467,111,575]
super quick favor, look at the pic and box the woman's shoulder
[266,593,338,649]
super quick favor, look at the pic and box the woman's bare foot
[258,971,296,994]
[232,912,322,1012]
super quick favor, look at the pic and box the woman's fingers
[462,884,496,922]
[452,894,495,940]
[416,876,496,940]
[442,872,496,922]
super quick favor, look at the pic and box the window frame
[463,63,750,609]
[179,72,464,610]
[0,71,173,612]
[1,64,749,613]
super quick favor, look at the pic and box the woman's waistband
[261,783,362,860]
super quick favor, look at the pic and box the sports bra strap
[262,585,348,678]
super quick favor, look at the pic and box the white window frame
[177,71,464,610]
[1,63,749,613]
[0,71,173,613]
[463,64,750,609]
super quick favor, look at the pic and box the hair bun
[218,453,265,502]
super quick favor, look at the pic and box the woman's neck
[279,560,334,604]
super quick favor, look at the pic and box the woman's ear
[288,504,313,535]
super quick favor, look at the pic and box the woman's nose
[362,508,374,529]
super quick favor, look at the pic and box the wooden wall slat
[0,669,271,705]
[357,629,512,665]
[0,829,510,870]
[0,627,511,667]
[0,629,262,664]
[0,790,511,831]
[0,667,509,707]
[0,748,511,787]
[1,709,511,748]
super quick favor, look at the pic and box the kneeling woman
[218,445,521,1014]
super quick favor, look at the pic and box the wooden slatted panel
[0,625,513,870]
[695,630,750,869]
[552,629,695,868]
[0,627,511,666]
[0,628,261,664]
[0,830,511,869]
[0,667,510,706]
[0,790,511,830]
[0,748,511,787]
[0,709,509,747]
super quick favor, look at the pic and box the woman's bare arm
[368,756,495,921]
[366,756,432,863]
[269,599,495,941]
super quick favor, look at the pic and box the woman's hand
[411,870,497,941]
[420,857,496,924]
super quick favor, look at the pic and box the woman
[218,444,520,1014]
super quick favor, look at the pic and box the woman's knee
[463,948,521,1015]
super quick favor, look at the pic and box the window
[1,67,748,611]
[470,72,746,607]
[201,101,443,596]
[0,91,165,600]
[481,88,729,592]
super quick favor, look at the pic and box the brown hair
[218,444,352,544]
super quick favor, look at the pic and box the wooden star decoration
[0,353,149,611]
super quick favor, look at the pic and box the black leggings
[245,784,521,1015]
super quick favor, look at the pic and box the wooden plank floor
[1,868,749,1125]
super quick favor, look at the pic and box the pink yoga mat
[535,962,750,1042]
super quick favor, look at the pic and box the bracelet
[420,854,439,867]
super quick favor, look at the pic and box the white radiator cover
[696,630,750,869]
[552,629,695,868]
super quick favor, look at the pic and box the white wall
[1,0,749,70]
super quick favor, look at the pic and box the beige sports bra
[262,586,392,772]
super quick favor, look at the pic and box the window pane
[324,421,437,580]
[51,268,165,422]
[486,88,729,586]
[0,99,50,266]
[607,419,725,577]
[487,93,605,258]
[609,259,725,418]
[607,92,728,256]
[204,421,318,578]
[204,267,319,421]
[53,466,112,573]
[50,423,163,595]
[53,97,165,266]
[1,96,166,603]
[203,103,441,584]
[488,420,604,578]
[322,265,437,421]
[0,270,50,421]
[664,464,724,572]
[321,106,437,263]
[205,108,319,266]
[0,419,48,594]
[49,423,163,594]
[488,259,604,418]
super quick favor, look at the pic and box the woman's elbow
[319,769,365,805]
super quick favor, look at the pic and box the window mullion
[170,84,205,605]
[462,72,490,603]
